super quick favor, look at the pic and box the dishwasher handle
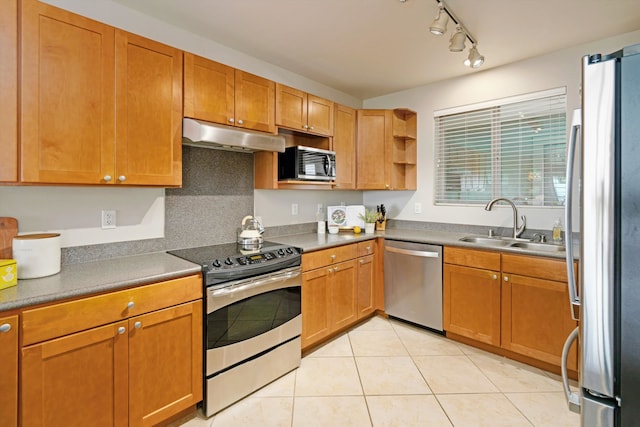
[385,245,440,258]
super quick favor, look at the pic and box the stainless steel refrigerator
[562,43,640,427]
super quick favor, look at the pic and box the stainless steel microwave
[278,146,336,181]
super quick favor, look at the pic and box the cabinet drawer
[302,244,357,271]
[444,247,500,271]
[502,253,574,282]
[22,274,202,346]
[357,240,376,257]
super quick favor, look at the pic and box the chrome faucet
[484,197,526,239]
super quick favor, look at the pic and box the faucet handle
[532,232,547,243]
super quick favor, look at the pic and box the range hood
[182,118,285,153]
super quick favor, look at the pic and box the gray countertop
[0,227,571,313]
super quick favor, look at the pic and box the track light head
[464,45,485,68]
[449,26,466,52]
[429,5,449,35]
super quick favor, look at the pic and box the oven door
[205,266,301,376]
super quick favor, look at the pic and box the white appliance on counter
[561,43,640,427]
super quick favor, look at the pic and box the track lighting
[449,26,466,52]
[464,45,484,68]
[429,4,449,35]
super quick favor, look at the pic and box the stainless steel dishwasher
[384,240,443,332]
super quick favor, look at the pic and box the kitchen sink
[458,236,511,246]
[508,242,566,252]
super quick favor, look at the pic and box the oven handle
[209,267,301,297]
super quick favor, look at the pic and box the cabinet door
[0,0,17,182]
[275,83,307,132]
[501,273,578,370]
[20,0,115,184]
[183,53,235,126]
[356,255,375,319]
[21,321,129,427]
[115,30,182,186]
[443,264,501,346]
[330,260,357,331]
[333,104,356,189]
[235,70,275,133]
[356,110,392,189]
[307,95,334,136]
[301,268,331,349]
[0,315,18,427]
[129,301,202,427]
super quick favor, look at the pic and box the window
[434,88,567,207]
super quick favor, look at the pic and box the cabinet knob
[492,274,498,280]
[117,326,126,335]
[504,276,509,282]
[309,125,315,130]
[328,268,333,273]
[134,321,142,329]
[303,125,309,129]
[334,265,339,271]
[237,119,244,125]
[103,175,112,182]
[127,301,135,310]
[229,118,235,123]
[359,259,365,264]
[366,246,371,252]
[118,175,126,182]
[330,254,336,260]
[385,184,390,189]
[0,323,11,333]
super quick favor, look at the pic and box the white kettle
[237,216,264,249]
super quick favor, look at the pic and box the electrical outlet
[291,203,298,215]
[414,203,422,214]
[101,210,116,229]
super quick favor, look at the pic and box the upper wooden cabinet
[184,53,276,133]
[0,0,17,183]
[333,104,356,190]
[20,0,182,186]
[356,108,417,190]
[276,84,334,136]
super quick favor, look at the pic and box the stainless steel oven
[168,242,302,417]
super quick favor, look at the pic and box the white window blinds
[434,89,567,206]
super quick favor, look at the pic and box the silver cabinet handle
[385,246,440,258]
[0,323,11,333]
[504,276,509,282]
[365,246,371,252]
[118,175,126,182]
[127,301,135,309]
[117,326,126,335]
[562,327,581,413]
[103,175,112,182]
[328,268,333,273]
[330,254,336,260]
[492,274,498,280]
[134,321,142,329]
[359,259,365,264]
[310,125,314,130]
[229,118,235,123]
[303,125,309,129]
[334,265,339,272]
[237,119,244,125]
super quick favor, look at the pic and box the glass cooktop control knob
[277,248,285,256]
[286,247,294,254]
[211,259,221,268]
[224,257,234,266]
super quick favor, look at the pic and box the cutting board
[0,217,18,259]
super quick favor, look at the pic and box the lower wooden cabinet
[20,275,203,427]
[0,315,18,427]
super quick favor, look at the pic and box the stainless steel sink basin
[459,236,511,246]
[508,242,566,252]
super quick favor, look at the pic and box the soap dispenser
[552,218,562,243]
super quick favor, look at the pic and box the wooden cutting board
[0,217,18,259]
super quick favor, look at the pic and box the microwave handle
[324,154,331,176]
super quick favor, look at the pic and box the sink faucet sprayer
[484,197,526,239]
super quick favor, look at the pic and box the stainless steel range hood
[182,118,285,153]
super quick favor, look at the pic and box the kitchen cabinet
[333,104,357,190]
[0,314,18,427]
[20,274,203,427]
[184,53,276,134]
[501,253,578,371]
[443,247,502,346]
[356,108,417,190]
[276,83,334,136]
[301,241,380,350]
[0,0,17,183]
[20,0,182,186]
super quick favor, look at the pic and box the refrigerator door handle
[561,326,581,413]
[565,109,581,321]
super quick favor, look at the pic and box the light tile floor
[173,316,579,427]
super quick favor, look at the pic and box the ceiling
[113,0,640,100]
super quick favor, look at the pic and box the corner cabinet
[0,0,17,183]
[0,315,18,427]
[20,0,182,186]
[356,108,417,190]
[184,53,276,134]
[20,274,203,427]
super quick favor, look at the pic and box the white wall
[363,30,640,232]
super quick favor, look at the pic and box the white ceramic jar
[12,233,61,279]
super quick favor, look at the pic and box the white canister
[317,221,326,234]
[12,233,61,279]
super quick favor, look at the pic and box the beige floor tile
[294,357,363,396]
[437,393,533,427]
[392,322,464,356]
[306,334,353,357]
[209,397,293,427]
[413,355,499,394]
[367,395,453,427]
[292,396,371,427]
[350,315,394,332]
[506,392,580,427]
[251,369,296,397]
[356,356,432,395]
[468,353,562,392]
[349,330,409,356]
